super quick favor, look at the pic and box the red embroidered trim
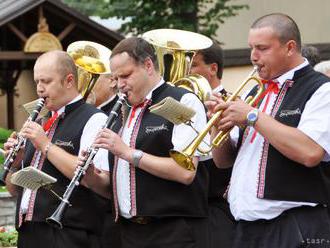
[129,100,151,217]
[256,80,292,198]
[23,116,60,223]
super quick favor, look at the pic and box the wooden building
[0,0,123,129]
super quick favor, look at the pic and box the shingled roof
[0,0,124,129]
[0,0,123,54]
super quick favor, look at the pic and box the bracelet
[132,150,144,168]
[44,142,53,158]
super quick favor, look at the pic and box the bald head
[251,13,302,52]
[36,50,78,88]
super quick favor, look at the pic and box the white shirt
[20,95,109,213]
[116,79,209,218]
[97,94,117,109]
[228,60,330,221]
[212,84,224,93]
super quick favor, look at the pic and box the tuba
[67,41,112,101]
[169,67,264,170]
[142,29,213,102]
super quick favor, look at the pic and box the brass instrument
[142,29,213,102]
[67,41,111,100]
[169,67,264,170]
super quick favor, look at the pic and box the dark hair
[198,41,224,79]
[301,45,321,67]
[111,37,159,71]
[251,13,302,51]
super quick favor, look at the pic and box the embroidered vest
[256,65,330,203]
[111,83,208,219]
[15,100,108,234]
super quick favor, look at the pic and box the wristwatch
[132,150,144,168]
[246,109,259,127]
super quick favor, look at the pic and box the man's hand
[20,120,49,152]
[94,128,134,163]
[205,93,254,131]
[78,149,111,198]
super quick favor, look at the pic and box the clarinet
[0,98,45,186]
[46,94,127,229]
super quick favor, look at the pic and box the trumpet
[169,67,264,170]
[46,94,127,229]
[0,98,45,185]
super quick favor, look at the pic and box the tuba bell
[142,29,213,102]
[67,41,112,101]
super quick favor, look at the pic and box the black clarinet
[0,98,45,186]
[46,94,127,229]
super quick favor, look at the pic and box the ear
[209,63,218,77]
[144,58,154,74]
[65,73,74,88]
[286,40,297,56]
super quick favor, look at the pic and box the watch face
[247,109,259,126]
[248,112,258,122]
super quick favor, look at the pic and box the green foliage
[0,128,12,144]
[0,230,18,247]
[62,0,248,41]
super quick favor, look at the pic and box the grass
[0,229,18,247]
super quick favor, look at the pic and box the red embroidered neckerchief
[250,80,279,143]
[43,111,58,131]
[128,101,147,128]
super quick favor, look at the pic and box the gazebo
[0,0,123,129]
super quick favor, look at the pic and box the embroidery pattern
[256,81,293,198]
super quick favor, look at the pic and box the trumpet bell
[169,150,195,171]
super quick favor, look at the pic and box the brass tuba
[169,67,264,170]
[142,29,213,102]
[67,41,112,101]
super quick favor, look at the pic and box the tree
[63,0,248,40]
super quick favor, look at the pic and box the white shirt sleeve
[80,112,110,171]
[171,93,209,158]
[298,82,330,161]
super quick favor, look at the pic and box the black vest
[111,83,208,218]
[100,95,119,115]
[257,65,330,203]
[16,100,107,234]
[204,159,232,201]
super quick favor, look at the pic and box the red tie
[43,111,58,131]
[128,102,145,128]
[250,80,279,143]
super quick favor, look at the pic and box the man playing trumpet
[206,13,330,247]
